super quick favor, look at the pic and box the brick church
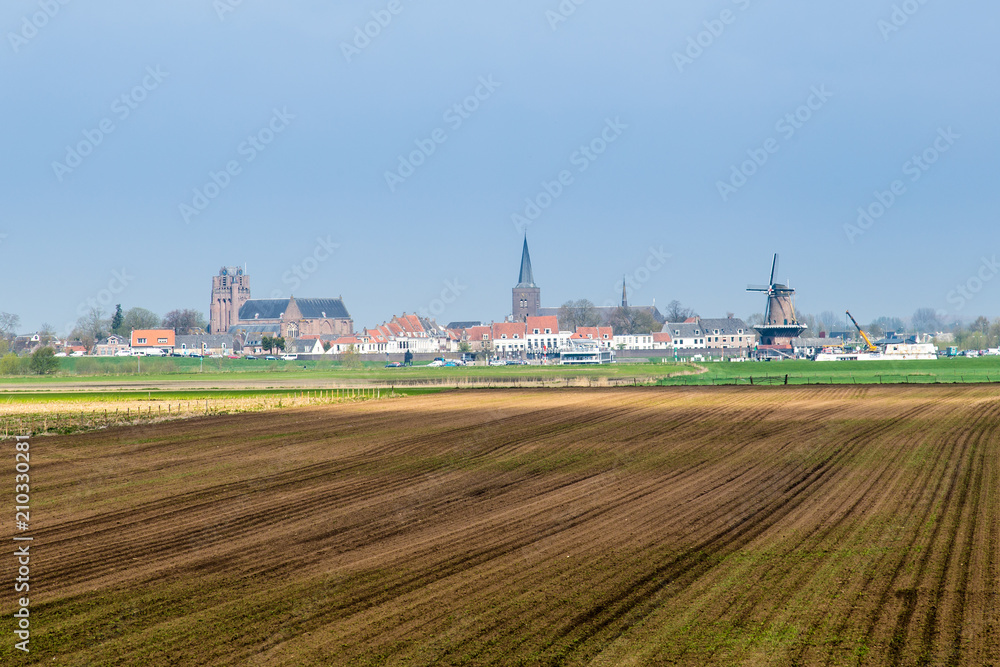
[209,266,353,338]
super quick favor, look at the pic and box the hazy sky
[2,1,998,334]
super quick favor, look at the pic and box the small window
[138,338,147,344]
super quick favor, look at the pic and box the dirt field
[3,386,998,665]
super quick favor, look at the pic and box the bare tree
[911,308,942,333]
[869,316,904,336]
[0,312,20,341]
[608,307,659,335]
[557,300,601,330]
[71,308,109,352]
[38,323,56,345]
[664,300,697,323]
[162,309,208,335]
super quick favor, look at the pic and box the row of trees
[556,299,696,335]
[260,336,285,355]
[72,306,208,352]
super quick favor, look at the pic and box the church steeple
[621,275,628,307]
[516,236,535,287]
[512,237,540,321]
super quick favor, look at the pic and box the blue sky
[2,0,997,334]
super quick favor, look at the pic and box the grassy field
[3,386,997,665]
[5,356,1000,389]
[658,356,1000,386]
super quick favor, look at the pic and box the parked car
[280,354,298,361]
[115,350,132,357]
[427,359,445,367]
[264,355,277,361]
[244,355,257,360]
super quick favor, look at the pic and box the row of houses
[72,314,763,360]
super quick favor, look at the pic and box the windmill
[746,253,806,346]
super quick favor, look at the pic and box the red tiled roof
[575,326,613,339]
[491,322,527,338]
[466,326,491,340]
[526,316,559,332]
[334,336,361,345]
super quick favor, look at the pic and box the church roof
[238,297,350,321]
[515,237,536,288]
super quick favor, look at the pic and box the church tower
[209,266,251,333]
[512,237,540,322]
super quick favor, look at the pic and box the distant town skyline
[3,2,998,333]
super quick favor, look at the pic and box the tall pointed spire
[621,275,628,307]
[516,236,535,287]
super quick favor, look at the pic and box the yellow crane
[846,310,878,352]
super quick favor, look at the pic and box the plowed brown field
[4,386,999,666]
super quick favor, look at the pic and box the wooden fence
[0,388,392,438]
